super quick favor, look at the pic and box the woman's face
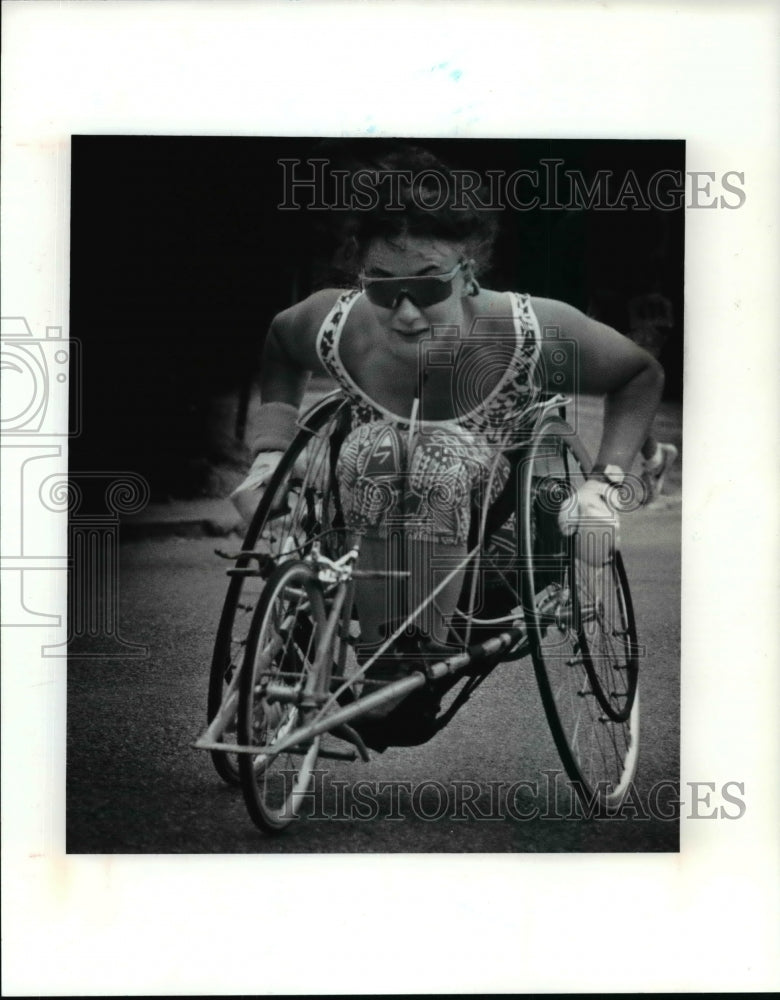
[360,235,471,351]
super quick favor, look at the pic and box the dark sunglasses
[359,261,465,309]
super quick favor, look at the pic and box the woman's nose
[392,292,423,321]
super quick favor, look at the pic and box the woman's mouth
[392,327,430,338]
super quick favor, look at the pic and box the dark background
[70,137,684,499]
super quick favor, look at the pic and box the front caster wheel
[238,560,327,832]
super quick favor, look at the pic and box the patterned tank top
[315,289,543,449]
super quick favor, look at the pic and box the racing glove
[229,450,285,523]
[558,471,622,565]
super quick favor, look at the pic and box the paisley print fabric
[336,421,510,546]
[316,289,542,545]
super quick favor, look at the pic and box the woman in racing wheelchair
[231,144,664,747]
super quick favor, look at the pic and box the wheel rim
[240,562,324,831]
[208,399,347,785]
[575,552,638,723]
[523,419,640,811]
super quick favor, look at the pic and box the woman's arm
[259,289,337,407]
[231,290,339,518]
[532,297,665,474]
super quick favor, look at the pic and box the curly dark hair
[310,140,500,285]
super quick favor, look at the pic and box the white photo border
[2,0,778,994]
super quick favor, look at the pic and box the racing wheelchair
[194,390,640,833]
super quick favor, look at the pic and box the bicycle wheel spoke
[238,560,330,832]
[206,394,351,788]
[523,417,640,810]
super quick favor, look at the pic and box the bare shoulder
[470,288,516,319]
[529,296,590,334]
[529,295,656,386]
[271,288,349,368]
[275,287,347,337]
[462,289,518,342]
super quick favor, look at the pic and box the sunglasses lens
[364,281,403,308]
[414,279,454,307]
[363,271,457,309]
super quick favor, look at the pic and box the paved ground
[67,396,682,853]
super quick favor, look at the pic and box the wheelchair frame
[194,390,640,833]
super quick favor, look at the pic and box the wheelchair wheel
[207,392,349,785]
[237,560,326,833]
[520,417,640,812]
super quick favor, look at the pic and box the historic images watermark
[278,158,746,212]
[0,316,149,656]
[278,771,746,823]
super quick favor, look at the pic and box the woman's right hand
[229,451,285,523]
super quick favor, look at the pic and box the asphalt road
[67,493,681,854]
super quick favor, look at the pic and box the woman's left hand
[558,478,621,564]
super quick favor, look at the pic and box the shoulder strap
[512,291,542,364]
[315,288,362,394]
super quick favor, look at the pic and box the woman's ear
[463,258,480,297]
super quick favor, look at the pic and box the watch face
[605,465,626,485]
[596,464,626,485]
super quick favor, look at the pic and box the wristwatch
[589,463,626,485]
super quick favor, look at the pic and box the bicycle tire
[207,392,348,785]
[237,559,326,832]
[520,417,640,813]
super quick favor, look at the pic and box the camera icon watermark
[0,317,81,437]
[415,318,582,443]
[2,315,148,655]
